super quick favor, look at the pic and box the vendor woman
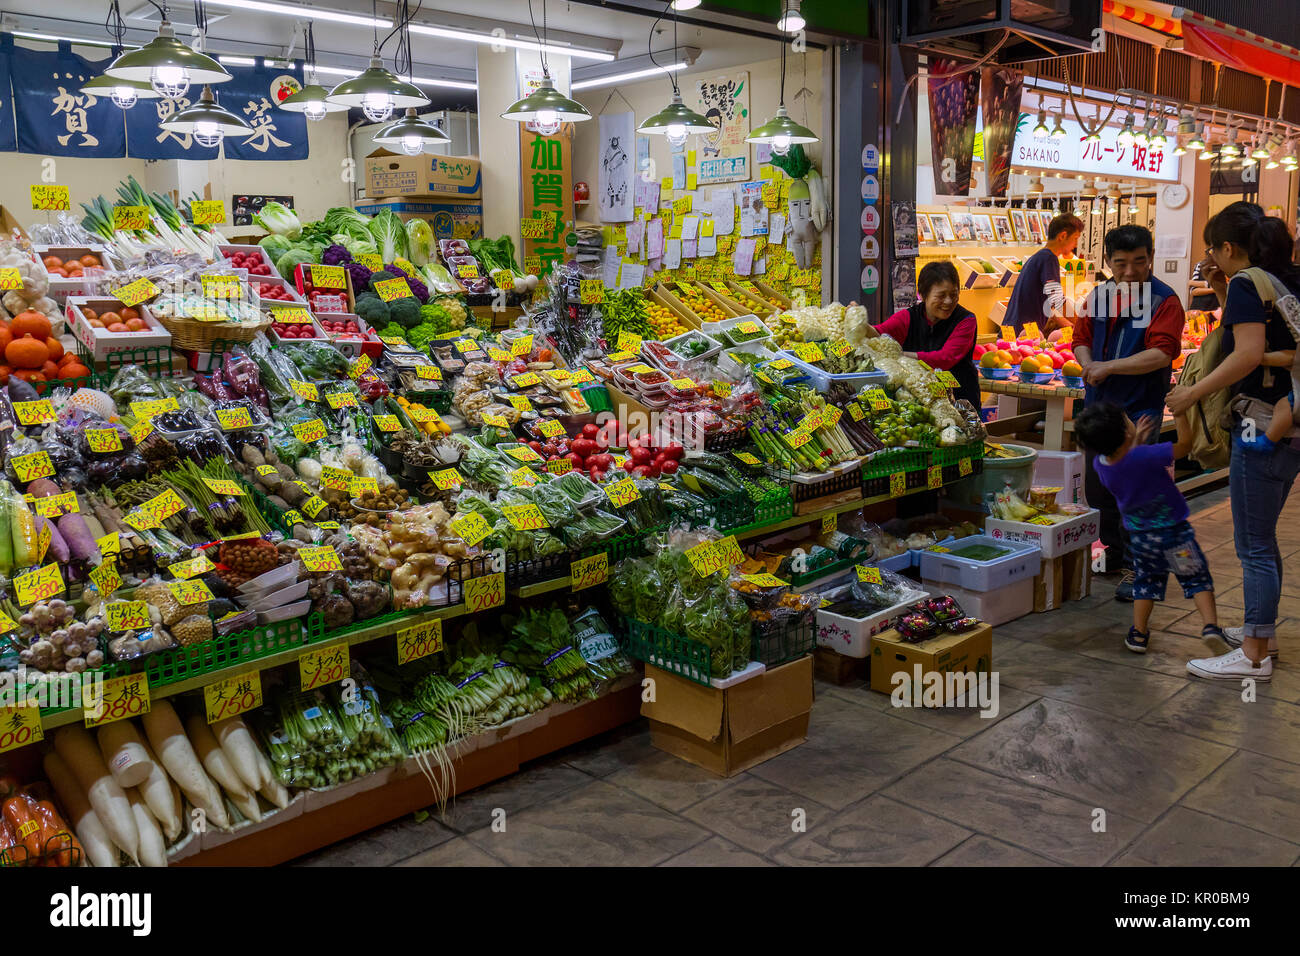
[873,260,980,408]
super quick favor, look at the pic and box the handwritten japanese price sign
[511,372,541,388]
[213,407,253,431]
[511,334,533,356]
[855,565,883,584]
[0,269,21,291]
[579,280,605,304]
[130,398,178,422]
[143,489,186,523]
[935,369,959,388]
[822,513,837,535]
[113,205,151,231]
[301,496,328,519]
[168,554,216,579]
[12,452,54,482]
[298,545,342,573]
[0,704,43,755]
[927,465,943,490]
[300,643,349,691]
[863,388,891,411]
[84,673,150,728]
[889,472,906,497]
[397,618,444,665]
[373,414,402,432]
[12,400,56,426]
[521,218,549,240]
[792,342,825,363]
[354,254,383,272]
[204,670,262,724]
[481,412,510,429]
[463,572,505,613]
[349,476,378,496]
[271,306,312,324]
[712,380,732,397]
[507,395,533,412]
[292,418,328,443]
[603,478,641,509]
[30,184,71,211]
[429,468,463,491]
[415,364,442,381]
[959,456,973,476]
[546,458,573,475]
[348,353,373,379]
[487,348,513,363]
[310,264,346,289]
[570,369,595,385]
[450,511,492,547]
[85,427,124,453]
[733,451,761,465]
[202,477,246,497]
[502,503,548,531]
[89,559,121,596]
[201,274,242,299]
[616,330,642,353]
[570,552,608,591]
[374,277,412,302]
[505,445,542,463]
[169,579,215,606]
[190,199,226,225]
[105,601,151,631]
[326,391,359,409]
[33,492,79,519]
[508,466,539,488]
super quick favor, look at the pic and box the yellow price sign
[786,429,814,450]
[30,184,71,211]
[486,348,511,363]
[12,400,56,425]
[0,704,43,755]
[545,458,573,475]
[616,330,642,353]
[292,418,328,443]
[129,398,178,421]
[481,412,510,429]
[300,643,350,691]
[565,368,593,385]
[89,558,121,596]
[502,503,548,531]
[713,380,732,397]
[605,350,635,363]
[204,670,262,724]
[855,565,883,584]
[33,492,79,519]
[507,395,533,412]
[349,476,378,496]
[326,391,359,409]
[127,419,153,448]
[936,369,959,388]
[123,509,160,531]
[504,445,542,463]
[927,465,943,490]
[450,510,492,547]
[959,456,973,477]
[521,217,549,239]
[190,199,226,225]
[299,545,343,573]
[355,254,384,272]
[603,477,641,509]
[1021,322,1041,342]
[579,279,606,304]
[301,495,328,519]
[415,364,443,381]
[847,401,865,422]
[348,353,373,379]
[670,378,695,390]
[105,600,151,631]
[863,388,891,411]
[508,466,539,488]
[289,380,319,402]
[373,277,412,302]
[86,427,124,453]
[168,579,215,605]
[96,533,120,557]
[429,468,463,490]
[214,406,253,430]
[732,452,761,465]
[822,513,837,535]
[397,618,444,665]
[889,472,906,497]
[570,552,608,592]
[374,414,402,432]
[511,334,534,356]
[736,320,762,335]
[318,465,352,491]
[684,538,727,577]
[12,451,55,483]
[113,205,151,231]
[201,273,242,299]
[202,477,246,497]
[405,405,441,424]
[511,372,541,388]
[84,673,150,728]
[0,269,22,292]
[281,510,302,526]
[463,573,506,613]
[271,306,312,324]
[168,554,215,579]
[310,264,346,289]
[792,341,826,363]
[740,572,788,587]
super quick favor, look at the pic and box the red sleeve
[873,309,911,344]
[1144,295,1184,360]
[1072,309,1093,354]
[917,315,976,370]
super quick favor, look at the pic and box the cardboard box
[984,508,1100,559]
[1034,555,1066,612]
[869,623,994,704]
[363,149,483,199]
[642,656,813,777]
[0,206,28,238]
[814,646,868,685]
[353,197,483,241]
[1062,547,1091,601]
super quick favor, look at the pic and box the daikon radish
[43,751,120,868]
[141,702,230,830]
[53,726,139,863]
[127,791,167,868]
[135,738,182,842]
[228,788,263,825]
[259,776,291,812]
[211,716,265,794]
[184,713,250,800]
[97,721,153,788]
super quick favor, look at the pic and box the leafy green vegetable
[389,297,421,329]
[258,233,295,263]
[254,201,301,238]
[406,219,434,266]
[275,246,319,281]
[368,209,409,263]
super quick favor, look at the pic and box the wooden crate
[723,280,777,317]
[686,280,750,318]
[650,282,703,329]
[753,279,793,309]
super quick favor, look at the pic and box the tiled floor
[295,484,1300,867]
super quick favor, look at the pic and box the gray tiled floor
[294,489,1300,867]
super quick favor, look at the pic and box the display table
[981,378,1083,451]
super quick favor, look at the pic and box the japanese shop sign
[1011,114,1180,183]
[520,124,575,279]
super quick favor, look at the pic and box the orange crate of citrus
[672,284,729,323]
[647,302,687,338]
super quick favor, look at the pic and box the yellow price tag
[855,565,883,584]
[300,643,349,690]
[1021,322,1041,341]
[270,306,312,324]
[214,407,253,430]
[822,513,837,535]
[105,600,151,631]
[927,465,943,489]
[603,477,641,509]
[204,671,262,724]
[521,217,549,240]
[349,476,378,496]
[508,466,539,488]
[326,391,358,409]
[374,414,402,432]
[292,418,328,443]
[318,466,353,492]
[30,184,71,211]
[12,451,55,482]
[190,199,226,225]
[202,477,246,497]
[168,554,216,579]
[374,277,412,301]
[487,348,513,363]
[84,673,150,728]
[113,205,151,231]
[570,369,595,385]
[579,280,605,304]
[482,412,510,429]
[129,398,178,422]
[33,492,79,518]
[740,572,788,587]
[463,573,505,613]
[450,511,492,546]
[792,342,826,363]
[505,445,542,463]
[168,578,215,605]
[847,402,865,422]
[0,269,22,292]
[143,488,186,522]
[299,545,343,573]
[201,273,242,299]
[511,334,534,356]
[0,704,43,754]
[889,472,906,497]
[570,552,608,591]
[310,264,346,289]
[288,380,320,402]
[85,427,124,453]
[12,400,56,425]
[129,420,154,445]
[786,430,814,450]
[713,380,732,397]
[546,458,573,474]
[349,353,373,379]
[502,503,549,531]
[397,618,444,665]
[301,496,328,519]
[110,276,159,307]
[959,456,973,476]
[123,509,160,531]
[429,468,463,490]
[89,559,121,596]
[507,395,533,412]
[732,452,761,465]
[616,331,642,353]
[96,533,121,556]
[415,365,443,381]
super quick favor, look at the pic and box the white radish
[184,713,250,800]
[135,738,183,842]
[228,788,263,825]
[211,716,265,794]
[141,702,230,830]
[53,725,139,863]
[97,721,153,788]
[126,791,167,868]
[42,752,118,868]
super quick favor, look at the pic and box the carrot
[0,813,23,866]
[3,794,44,859]
[35,799,82,867]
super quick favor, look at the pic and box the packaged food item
[1028,486,1063,514]
[925,595,965,623]
[942,616,982,633]
[896,606,940,642]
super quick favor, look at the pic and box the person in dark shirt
[1167,202,1300,682]
[1002,213,1083,334]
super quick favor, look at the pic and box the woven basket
[151,311,271,351]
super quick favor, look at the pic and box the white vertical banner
[597,111,636,222]
[515,50,572,98]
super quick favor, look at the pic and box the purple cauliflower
[322,244,352,266]
[346,262,373,293]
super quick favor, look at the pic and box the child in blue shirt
[1073,402,1224,653]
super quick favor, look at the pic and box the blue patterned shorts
[1128,520,1214,601]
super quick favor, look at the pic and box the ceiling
[0,0,813,111]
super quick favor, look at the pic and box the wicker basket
[150,310,271,350]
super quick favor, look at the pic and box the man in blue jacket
[1073,224,1186,601]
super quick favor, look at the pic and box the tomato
[630,446,652,465]
[566,452,585,470]
[581,423,600,439]
[660,459,679,475]
[528,440,544,453]
[662,443,685,461]
[631,466,649,478]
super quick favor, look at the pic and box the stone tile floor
[296,485,1300,866]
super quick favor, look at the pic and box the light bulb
[303,100,328,122]
[362,93,393,123]
[1092,202,1102,216]
[1266,159,1280,169]
[1050,115,1067,139]
[193,121,222,148]
[536,109,559,128]
[151,65,189,99]
[772,133,792,155]
[670,0,701,8]
[664,122,689,148]
[401,134,424,156]
[535,118,561,136]
[1241,154,1257,166]
[1033,110,1049,139]
[1200,149,1219,161]
[777,1,805,33]
[111,86,139,109]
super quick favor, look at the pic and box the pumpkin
[0,365,10,386]
[10,311,51,341]
[43,337,63,363]
[59,363,90,380]
[13,370,46,385]
[0,330,14,354]
[5,335,50,370]
[40,361,59,379]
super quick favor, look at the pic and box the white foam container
[921,578,1034,627]
[816,585,931,658]
[257,598,312,624]
[33,245,121,301]
[917,534,1042,592]
[773,349,889,392]
[237,561,300,595]
[1032,450,1086,506]
[242,579,310,611]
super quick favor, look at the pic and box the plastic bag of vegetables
[406,219,433,266]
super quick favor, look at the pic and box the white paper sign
[711,189,735,235]
[770,213,787,247]
[681,215,700,242]
[601,246,621,287]
[619,261,646,290]
[698,234,717,256]
[683,240,698,258]
[597,112,636,222]
[734,237,756,276]
[627,219,645,255]
[672,154,687,190]
[646,219,665,259]
[663,238,682,269]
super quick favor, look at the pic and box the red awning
[1176,7,1300,87]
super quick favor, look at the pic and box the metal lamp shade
[746,105,818,145]
[160,86,253,137]
[374,109,451,151]
[327,59,430,109]
[278,84,348,115]
[103,24,232,85]
[637,94,714,135]
[501,77,592,123]
[81,74,160,101]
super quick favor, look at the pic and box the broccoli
[354,293,390,326]
[407,322,441,349]
[389,296,422,329]
[378,322,406,340]
[368,270,399,293]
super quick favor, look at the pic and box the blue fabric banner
[0,36,16,152]
[11,41,126,157]
[125,89,219,160]
[219,63,308,161]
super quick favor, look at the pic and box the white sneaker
[1187,648,1273,682]
[1222,626,1280,660]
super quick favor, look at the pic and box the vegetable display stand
[862,446,929,480]
[146,617,310,686]
[729,488,794,537]
[303,607,413,646]
[507,551,570,588]
[671,488,750,533]
[703,426,750,453]
[932,441,984,469]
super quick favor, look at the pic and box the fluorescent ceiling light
[407,24,615,62]
[218,55,257,66]
[11,31,119,48]
[311,64,475,91]
[571,63,686,91]
[200,0,391,28]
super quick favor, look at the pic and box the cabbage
[275,247,318,282]
[340,233,377,258]
[258,234,295,264]
[368,209,409,263]
[405,218,433,266]
[324,206,371,237]
[253,201,301,239]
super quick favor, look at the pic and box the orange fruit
[1062,360,1083,376]
[1020,358,1040,374]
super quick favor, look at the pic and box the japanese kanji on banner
[519,125,575,278]
[11,41,126,158]
[219,65,307,161]
[125,89,218,159]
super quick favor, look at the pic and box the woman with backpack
[1166,202,1300,682]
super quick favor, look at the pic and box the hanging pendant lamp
[103,20,231,98]
[502,75,592,132]
[746,0,819,154]
[327,57,429,123]
[279,23,347,121]
[81,75,160,110]
[374,108,451,155]
[636,0,711,146]
[160,85,253,147]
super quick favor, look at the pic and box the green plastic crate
[932,441,983,469]
[304,606,412,645]
[861,446,930,479]
[751,614,816,667]
[622,617,712,687]
[728,488,794,536]
[143,617,309,685]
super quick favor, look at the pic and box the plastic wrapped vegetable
[406,218,433,266]
[253,201,301,239]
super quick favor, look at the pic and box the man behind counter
[1003,213,1084,334]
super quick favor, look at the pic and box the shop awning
[1174,7,1300,87]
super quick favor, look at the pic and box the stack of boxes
[358,148,484,240]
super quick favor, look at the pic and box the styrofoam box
[817,584,931,658]
[922,577,1034,627]
[717,339,778,376]
[917,534,1042,592]
[701,315,772,348]
[908,535,957,568]
[984,508,1100,559]
[774,349,889,392]
[33,245,120,301]
[1033,450,1086,506]
[65,296,172,360]
[314,312,374,358]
